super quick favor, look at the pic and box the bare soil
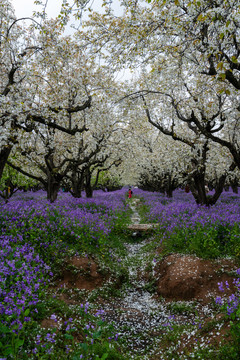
[154,253,238,304]
[57,256,106,291]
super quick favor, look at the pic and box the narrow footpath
[99,199,171,359]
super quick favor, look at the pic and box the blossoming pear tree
[82,0,240,182]
[118,65,237,205]
[6,25,124,202]
[0,0,93,183]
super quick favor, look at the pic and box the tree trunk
[208,174,226,205]
[85,184,93,198]
[189,172,226,206]
[232,185,238,194]
[71,177,82,198]
[0,146,12,181]
[85,168,93,198]
[72,184,82,198]
[70,168,85,198]
[71,173,82,198]
[230,181,238,194]
[188,171,207,206]
[194,173,207,205]
[166,187,173,198]
[46,171,61,203]
[165,174,177,198]
[47,181,61,203]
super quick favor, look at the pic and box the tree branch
[141,95,194,147]
[26,114,88,134]
[49,96,92,114]
[7,161,46,186]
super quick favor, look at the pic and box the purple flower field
[0,188,129,359]
[0,189,128,256]
[1,187,240,359]
[134,187,240,228]
[133,187,240,259]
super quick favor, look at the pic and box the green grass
[159,222,240,260]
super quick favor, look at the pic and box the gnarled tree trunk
[46,175,61,203]
[85,168,93,198]
[70,167,85,198]
[0,146,12,181]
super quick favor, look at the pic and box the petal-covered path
[98,199,194,358]
[100,198,171,358]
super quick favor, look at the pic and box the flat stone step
[127,224,159,231]
[131,218,141,222]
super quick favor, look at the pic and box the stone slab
[127,223,159,231]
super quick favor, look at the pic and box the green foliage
[111,209,132,235]
[0,324,25,359]
[216,293,240,359]
[71,325,125,359]
[137,203,150,222]
[0,164,38,191]
[162,221,240,259]
[95,173,123,191]
[143,276,157,294]
[3,190,240,359]
[134,197,151,223]
[167,301,198,316]
[7,299,124,360]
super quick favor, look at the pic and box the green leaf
[15,339,24,349]
[218,73,226,81]
[92,330,102,339]
[3,347,14,356]
[100,354,109,360]
[24,308,30,316]
[231,56,238,64]
[0,325,11,333]
[216,61,224,70]
[79,342,88,351]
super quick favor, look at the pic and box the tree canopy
[1,0,240,203]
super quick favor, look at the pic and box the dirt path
[100,240,171,358]
[98,199,188,358]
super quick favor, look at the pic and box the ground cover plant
[133,187,240,359]
[136,188,240,260]
[0,189,131,359]
[1,187,240,359]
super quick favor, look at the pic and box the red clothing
[128,190,132,198]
